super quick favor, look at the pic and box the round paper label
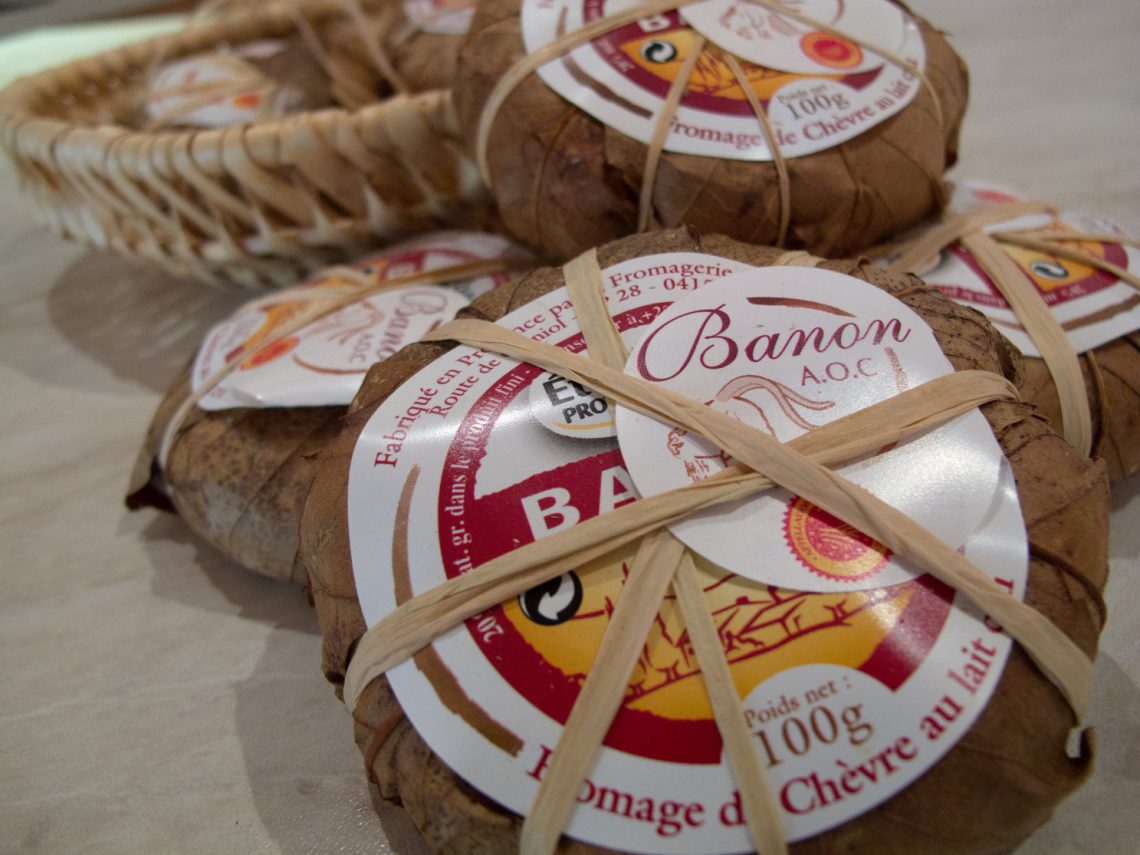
[147,48,300,128]
[923,181,1140,356]
[680,0,905,76]
[403,0,477,35]
[347,254,1027,852]
[617,268,1001,591]
[193,232,519,410]
[519,0,925,160]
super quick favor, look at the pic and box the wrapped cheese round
[886,180,1140,481]
[300,228,1108,853]
[144,38,332,129]
[454,0,968,260]
[1021,335,1140,481]
[144,0,484,129]
[127,231,529,581]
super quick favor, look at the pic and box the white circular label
[147,50,301,128]
[528,371,617,439]
[680,0,905,75]
[192,231,521,410]
[520,0,926,160]
[346,252,1028,853]
[616,267,1002,591]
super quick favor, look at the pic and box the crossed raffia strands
[886,201,1140,458]
[475,0,943,246]
[343,247,1094,855]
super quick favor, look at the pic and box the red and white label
[921,181,1140,356]
[146,45,301,128]
[520,0,924,160]
[680,0,905,75]
[192,232,519,410]
[617,269,1001,591]
[346,254,1026,852]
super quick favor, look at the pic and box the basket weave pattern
[0,1,489,289]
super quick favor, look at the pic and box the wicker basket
[0,0,491,289]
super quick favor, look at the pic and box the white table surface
[1,1,1137,852]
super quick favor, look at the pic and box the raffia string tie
[959,232,1091,454]
[412,319,1092,716]
[525,243,789,852]
[885,200,1140,456]
[345,372,1022,691]
[719,48,791,245]
[344,249,1093,854]
[638,33,708,235]
[475,0,943,247]
[992,232,1140,290]
[157,256,523,467]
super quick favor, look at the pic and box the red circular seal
[783,496,891,581]
[800,31,864,70]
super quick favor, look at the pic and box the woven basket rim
[1,89,454,177]
[0,0,488,290]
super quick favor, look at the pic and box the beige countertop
[1,1,1137,852]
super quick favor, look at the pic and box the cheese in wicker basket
[0,0,491,288]
[142,37,332,130]
[127,231,530,581]
[300,229,1108,853]
[453,0,968,260]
